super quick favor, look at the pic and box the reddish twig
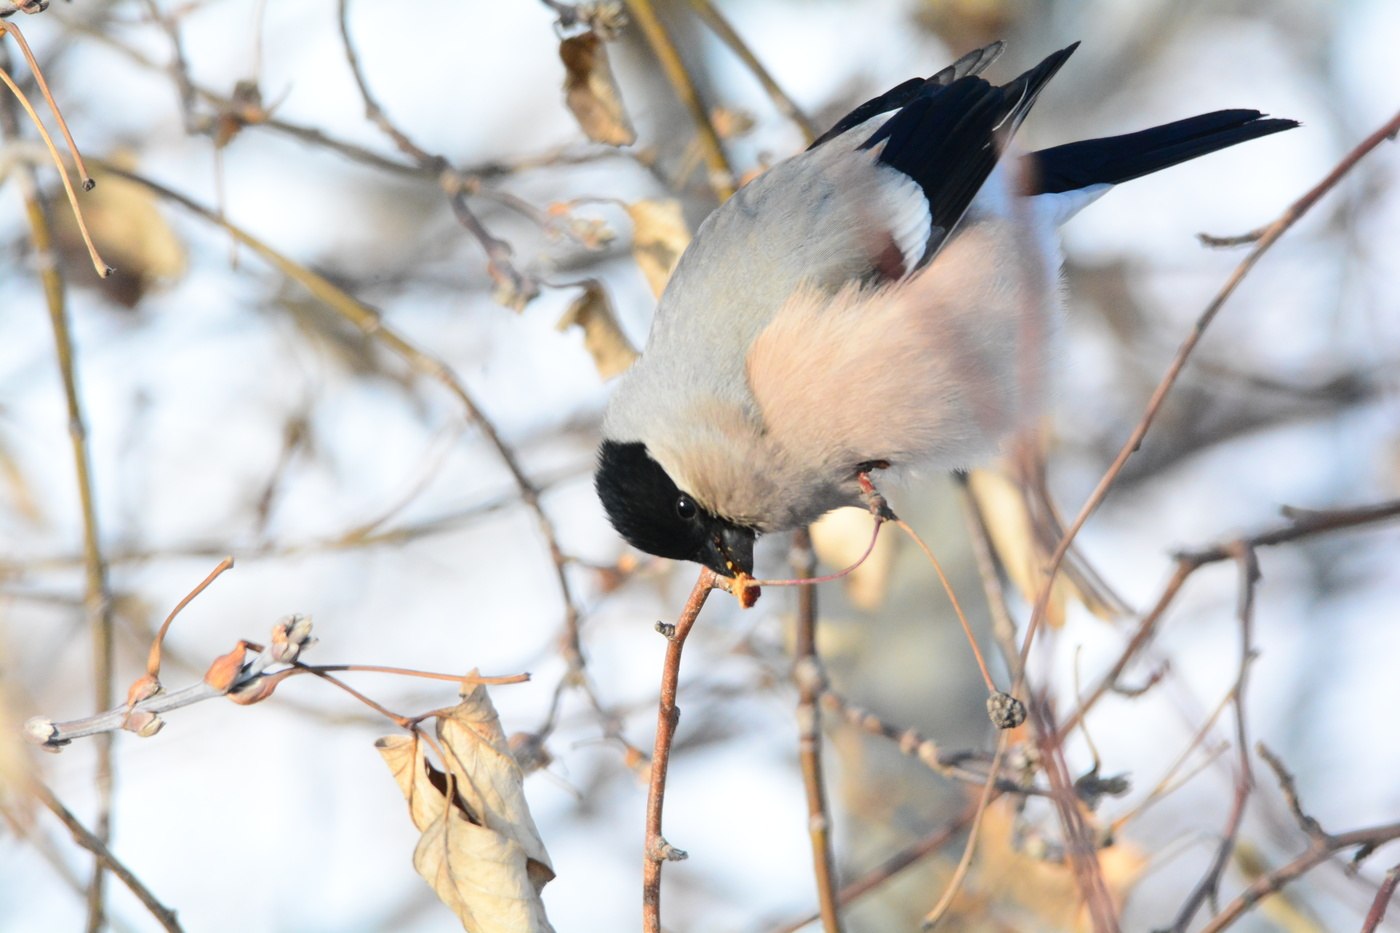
[765,801,980,933]
[1032,696,1120,932]
[1195,744,1400,933]
[643,567,720,932]
[1169,544,1259,931]
[1014,109,1400,696]
[30,781,183,933]
[790,527,843,932]
[1062,498,1400,739]
[1361,862,1400,933]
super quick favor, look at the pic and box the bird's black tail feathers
[1029,110,1299,195]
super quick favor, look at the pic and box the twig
[336,0,537,308]
[955,472,1022,678]
[685,0,816,144]
[643,567,719,933]
[1168,544,1259,931]
[1013,108,1400,696]
[1032,696,1120,932]
[1361,862,1400,933]
[86,160,582,674]
[624,0,735,200]
[137,0,200,134]
[1062,498,1400,738]
[1194,742,1400,933]
[0,38,110,275]
[26,616,313,747]
[790,527,842,932]
[30,781,183,933]
[816,690,1014,790]
[3,86,117,930]
[921,733,1009,929]
[765,802,980,933]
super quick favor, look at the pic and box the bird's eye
[675,495,698,521]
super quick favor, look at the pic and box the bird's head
[594,439,757,577]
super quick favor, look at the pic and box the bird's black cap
[595,440,756,576]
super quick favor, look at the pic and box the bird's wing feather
[807,40,1006,150]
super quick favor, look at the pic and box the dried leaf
[962,800,1147,930]
[810,509,896,611]
[968,467,1068,628]
[560,32,635,147]
[556,280,636,379]
[53,154,187,307]
[626,199,689,298]
[376,681,554,932]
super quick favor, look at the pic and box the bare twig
[921,733,1009,929]
[1361,862,1400,933]
[685,0,816,144]
[3,83,117,929]
[955,472,1022,677]
[1194,743,1400,933]
[643,567,719,933]
[1063,498,1400,739]
[816,690,1011,790]
[624,0,735,200]
[336,0,538,308]
[1169,544,1259,931]
[1014,108,1400,695]
[766,802,980,933]
[137,0,200,134]
[1033,696,1120,932]
[85,161,582,675]
[790,527,842,932]
[30,781,183,933]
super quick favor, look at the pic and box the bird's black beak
[698,522,756,577]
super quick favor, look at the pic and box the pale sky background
[1,0,1398,930]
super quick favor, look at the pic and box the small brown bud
[204,643,249,693]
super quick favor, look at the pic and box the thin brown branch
[1177,499,1400,564]
[1014,108,1400,695]
[1032,696,1119,932]
[1196,821,1400,933]
[1062,496,1400,739]
[336,0,538,308]
[137,0,200,134]
[1169,544,1259,931]
[685,0,816,144]
[3,81,117,929]
[766,801,979,933]
[624,0,735,200]
[643,567,719,933]
[144,557,235,684]
[790,527,842,932]
[1361,862,1400,933]
[88,160,581,673]
[921,734,1009,928]
[816,689,1015,790]
[955,472,1022,678]
[30,781,183,933]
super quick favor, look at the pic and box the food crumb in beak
[725,571,760,608]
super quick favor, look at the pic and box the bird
[595,41,1296,579]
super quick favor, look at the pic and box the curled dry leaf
[967,466,1126,629]
[556,280,636,380]
[625,199,690,298]
[559,32,635,147]
[376,680,554,933]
